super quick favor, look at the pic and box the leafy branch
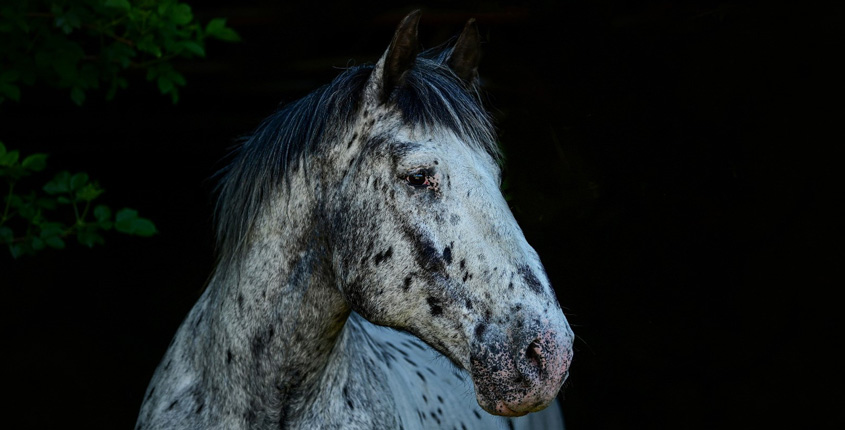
[0,0,241,104]
[0,1,241,258]
[0,141,156,258]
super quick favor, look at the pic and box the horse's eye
[406,171,428,187]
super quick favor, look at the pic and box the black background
[2,1,841,428]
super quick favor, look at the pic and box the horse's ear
[447,18,482,85]
[368,10,421,103]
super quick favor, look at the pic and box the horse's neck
[189,191,351,422]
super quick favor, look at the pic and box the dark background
[2,1,841,428]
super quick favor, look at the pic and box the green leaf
[0,149,19,166]
[205,18,225,34]
[0,70,21,82]
[54,7,82,34]
[130,218,156,236]
[70,86,85,106]
[40,222,65,238]
[94,205,111,222]
[9,243,25,258]
[75,183,103,202]
[137,34,163,57]
[77,230,104,247]
[70,172,89,191]
[115,208,156,236]
[44,235,65,249]
[7,194,22,209]
[21,153,48,171]
[18,203,37,220]
[0,82,21,102]
[157,76,174,94]
[2,164,28,180]
[30,236,45,251]
[43,171,71,194]
[171,4,193,26]
[179,40,205,57]
[115,207,138,231]
[0,226,12,244]
[104,0,131,12]
[205,18,241,42]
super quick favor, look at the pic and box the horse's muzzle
[469,321,573,416]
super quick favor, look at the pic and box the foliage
[0,1,240,257]
[0,0,240,104]
[0,141,156,257]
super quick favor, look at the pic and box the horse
[136,10,574,430]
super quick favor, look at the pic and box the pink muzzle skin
[470,326,573,417]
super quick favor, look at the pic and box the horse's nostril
[525,340,546,372]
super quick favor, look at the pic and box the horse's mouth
[474,390,555,417]
[485,400,531,417]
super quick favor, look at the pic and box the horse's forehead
[377,127,492,166]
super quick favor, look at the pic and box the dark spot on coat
[518,265,544,295]
[416,371,426,382]
[374,247,393,265]
[465,298,473,309]
[168,400,179,410]
[426,297,443,316]
[443,246,452,265]
[459,259,466,269]
[402,226,446,274]
[251,327,274,357]
[226,349,233,365]
[196,403,204,414]
[403,276,413,290]
[507,420,516,430]
[475,323,486,337]
[237,294,244,309]
[422,394,428,403]
[473,410,482,419]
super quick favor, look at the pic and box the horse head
[324,11,574,417]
